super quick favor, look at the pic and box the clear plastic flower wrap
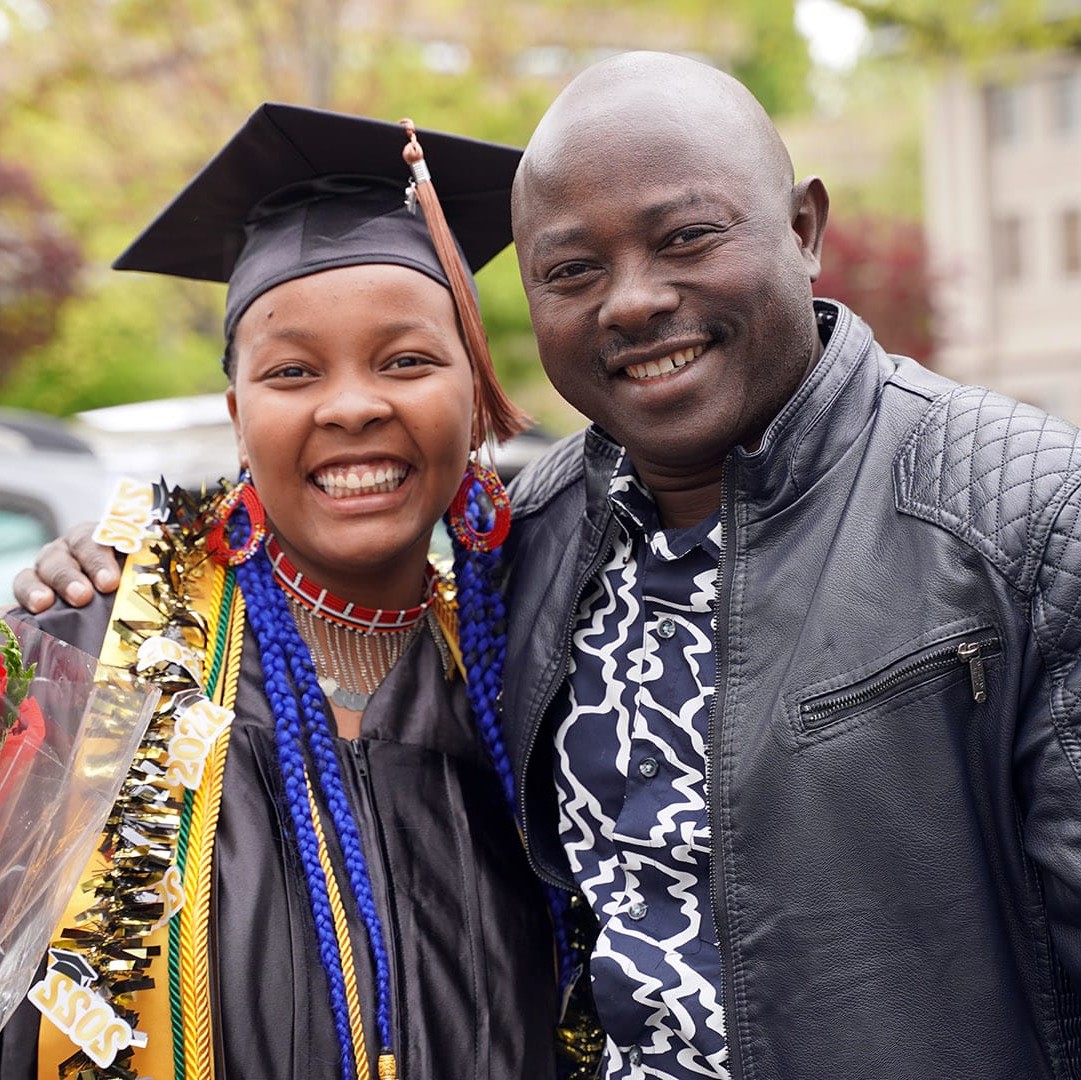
[0,616,159,1031]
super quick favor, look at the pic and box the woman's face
[227,263,474,606]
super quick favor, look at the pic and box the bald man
[17,52,1081,1079]
[501,52,1081,1079]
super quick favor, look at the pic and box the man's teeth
[314,464,407,496]
[625,345,705,380]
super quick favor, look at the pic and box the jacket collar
[736,301,893,513]
[582,301,892,519]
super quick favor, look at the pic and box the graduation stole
[33,484,244,1080]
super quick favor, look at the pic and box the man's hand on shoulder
[12,522,120,612]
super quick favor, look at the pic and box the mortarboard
[112,103,523,341]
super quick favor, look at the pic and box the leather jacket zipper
[706,471,740,1079]
[518,515,618,890]
[799,633,1000,730]
[345,739,403,1068]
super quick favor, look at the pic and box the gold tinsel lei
[37,483,243,1080]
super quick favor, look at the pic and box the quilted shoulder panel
[894,385,1081,594]
[1034,490,1081,707]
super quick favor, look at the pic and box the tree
[814,215,936,364]
[0,160,82,384]
[835,0,1081,60]
[0,0,817,425]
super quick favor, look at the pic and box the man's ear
[225,385,249,471]
[791,177,830,282]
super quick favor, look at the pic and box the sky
[796,0,870,69]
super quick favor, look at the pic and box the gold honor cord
[176,567,243,1080]
[305,774,372,1080]
[37,529,242,1080]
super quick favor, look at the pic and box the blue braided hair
[237,552,360,1079]
[448,477,575,990]
[228,495,395,1072]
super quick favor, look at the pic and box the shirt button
[639,757,659,778]
[628,901,648,921]
[657,618,676,639]
[628,1046,643,1066]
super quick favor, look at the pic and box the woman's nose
[312,377,394,431]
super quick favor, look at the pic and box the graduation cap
[113,103,522,348]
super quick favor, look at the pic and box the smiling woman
[0,104,583,1080]
[228,263,474,610]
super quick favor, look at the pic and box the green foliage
[0,0,818,418]
[0,160,83,383]
[836,0,1081,61]
[0,618,35,739]
[3,276,224,415]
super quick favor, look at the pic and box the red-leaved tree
[814,215,936,366]
[0,161,83,384]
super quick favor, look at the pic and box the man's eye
[668,226,715,247]
[547,261,594,282]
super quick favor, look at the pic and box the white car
[0,397,556,603]
[0,409,117,605]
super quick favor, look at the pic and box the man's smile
[623,345,706,380]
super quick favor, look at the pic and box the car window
[0,507,51,606]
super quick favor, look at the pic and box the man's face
[514,125,823,488]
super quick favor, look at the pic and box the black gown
[0,589,559,1079]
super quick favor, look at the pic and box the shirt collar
[608,449,723,561]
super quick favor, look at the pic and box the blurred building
[924,51,1081,422]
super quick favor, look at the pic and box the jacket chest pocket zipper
[799,633,1001,731]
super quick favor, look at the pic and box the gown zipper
[343,739,404,1072]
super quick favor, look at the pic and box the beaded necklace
[268,536,435,711]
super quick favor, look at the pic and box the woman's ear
[225,385,249,471]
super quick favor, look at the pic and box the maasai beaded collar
[267,535,437,631]
[268,535,440,710]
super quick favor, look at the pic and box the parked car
[0,397,557,603]
[0,409,117,605]
[73,394,557,490]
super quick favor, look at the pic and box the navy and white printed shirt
[553,451,730,1079]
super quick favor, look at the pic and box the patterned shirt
[553,452,730,1079]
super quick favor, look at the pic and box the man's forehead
[521,188,721,254]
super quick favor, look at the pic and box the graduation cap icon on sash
[47,947,97,987]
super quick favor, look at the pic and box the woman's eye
[269,363,310,379]
[388,354,430,370]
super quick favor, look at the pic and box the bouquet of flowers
[0,616,159,1031]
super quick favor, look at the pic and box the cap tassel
[400,118,531,448]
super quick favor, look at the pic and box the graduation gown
[0,588,559,1080]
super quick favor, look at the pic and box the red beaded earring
[448,459,511,553]
[206,471,267,566]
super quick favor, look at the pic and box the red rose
[0,651,7,701]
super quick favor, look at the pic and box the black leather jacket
[504,302,1081,1079]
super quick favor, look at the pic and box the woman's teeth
[625,344,705,380]
[314,464,407,497]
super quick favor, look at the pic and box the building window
[993,216,1023,282]
[986,82,1024,144]
[1049,71,1080,136]
[1063,209,1081,276]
